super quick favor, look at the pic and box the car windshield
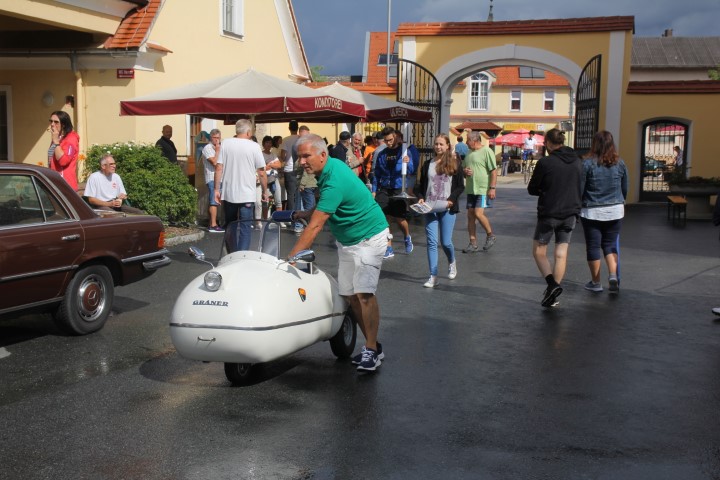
[221,219,297,260]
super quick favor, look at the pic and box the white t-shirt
[263,151,278,183]
[217,137,265,203]
[84,171,126,201]
[280,134,298,172]
[523,136,537,151]
[201,143,217,184]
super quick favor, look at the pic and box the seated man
[84,154,144,214]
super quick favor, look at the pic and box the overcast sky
[292,0,720,76]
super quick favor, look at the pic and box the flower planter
[668,184,718,220]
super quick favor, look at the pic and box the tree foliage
[310,65,328,82]
[85,142,197,223]
[709,65,720,80]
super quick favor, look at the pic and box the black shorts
[375,188,409,219]
[533,215,577,245]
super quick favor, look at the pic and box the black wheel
[330,309,357,359]
[54,265,114,335]
[224,362,254,385]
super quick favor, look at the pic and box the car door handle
[62,234,81,241]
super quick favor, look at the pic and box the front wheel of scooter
[224,362,254,385]
[330,309,357,359]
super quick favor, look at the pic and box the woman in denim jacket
[579,130,628,293]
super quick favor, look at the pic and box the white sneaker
[448,261,457,279]
[712,307,720,317]
[423,276,438,288]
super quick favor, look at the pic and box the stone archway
[434,45,583,135]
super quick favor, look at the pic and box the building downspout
[70,53,86,178]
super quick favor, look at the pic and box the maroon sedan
[0,163,170,334]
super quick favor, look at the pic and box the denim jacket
[580,157,628,208]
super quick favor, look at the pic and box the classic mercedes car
[0,163,170,335]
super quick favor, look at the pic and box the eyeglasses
[48,119,60,124]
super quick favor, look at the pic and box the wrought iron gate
[639,120,688,201]
[574,55,601,156]
[396,59,441,166]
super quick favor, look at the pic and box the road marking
[0,348,10,359]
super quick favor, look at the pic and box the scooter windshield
[222,219,281,258]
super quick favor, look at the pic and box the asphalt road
[1,174,720,480]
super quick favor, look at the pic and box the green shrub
[85,142,197,223]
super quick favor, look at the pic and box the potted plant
[666,168,720,195]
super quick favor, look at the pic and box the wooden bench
[667,195,687,228]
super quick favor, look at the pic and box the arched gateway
[394,16,633,157]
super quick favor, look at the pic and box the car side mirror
[288,249,315,264]
[188,246,215,269]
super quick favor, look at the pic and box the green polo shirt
[463,146,497,195]
[316,157,388,246]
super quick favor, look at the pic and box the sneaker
[462,243,479,254]
[293,224,304,234]
[584,281,603,292]
[712,308,720,317]
[483,234,497,251]
[541,285,563,307]
[356,347,381,372]
[404,235,414,254]
[448,262,457,280]
[608,276,619,294]
[352,343,384,365]
[208,225,225,233]
[383,246,395,259]
[423,275,438,288]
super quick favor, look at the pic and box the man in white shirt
[214,119,268,251]
[84,154,143,214]
[522,130,537,172]
[202,129,223,232]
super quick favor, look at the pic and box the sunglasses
[48,119,61,124]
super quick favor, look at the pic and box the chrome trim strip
[0,297,62,314]
[169,311,344,332]
[122,248,170,264]
[0,265,74,283]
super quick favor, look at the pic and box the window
[222,0,244,38]
[377,54,398,78]
[543,91,555,112]
[510,90,521,111]
[0,87,10,161]
[0,175,69,226]
[518,67,545,79]
[469,73,489,111]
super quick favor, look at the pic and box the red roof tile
[397,16,635,36]
[104,0,161,50]
[491,66,569,87]
[627,80,720,94]
[366,31,398,84]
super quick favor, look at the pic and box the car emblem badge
[298,288,306,302]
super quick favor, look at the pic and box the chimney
[487,0,494,22]
[662,29,673,37]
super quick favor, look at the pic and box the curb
[164,229,206,247]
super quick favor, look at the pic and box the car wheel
[54,265,114,335]
[224,362,254,385]
[330,309,357,359]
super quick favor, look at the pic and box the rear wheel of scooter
[224,362,254,385]
[330,309,357,359]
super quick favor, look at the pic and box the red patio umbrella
[119,69,366,123]
[490,129,544,147]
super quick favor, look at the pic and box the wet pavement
[1,173,719,479]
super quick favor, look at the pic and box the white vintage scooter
[169,214,357,385]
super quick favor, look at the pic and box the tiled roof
[454,121,502,132]
[104,0,161,50]
[396,16,635,36]
[627,80,720,94]
[366,31,398,84]
[632,37,720,68]
[491,66,569,87]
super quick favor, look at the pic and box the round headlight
[204,271,222,291]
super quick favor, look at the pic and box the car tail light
[158,231,165,248]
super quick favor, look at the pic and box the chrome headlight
[204,271,222,291]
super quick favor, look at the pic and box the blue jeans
[295,187,316,229]
[223,201,254,252]
[424,210,457,276]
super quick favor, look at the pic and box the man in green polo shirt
[462,130,497,253]
[289,134,389,373]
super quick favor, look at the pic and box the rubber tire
[224,362,254,385]
[329,309,357,359]
[54,265,114,335]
